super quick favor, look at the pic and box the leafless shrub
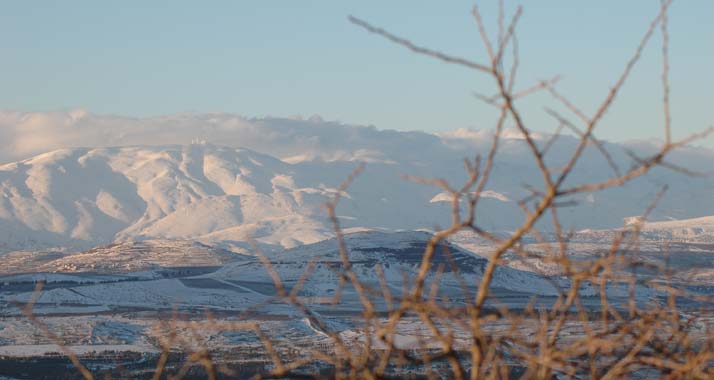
[18,1,714,379]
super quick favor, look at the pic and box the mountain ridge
[0,112,713,253]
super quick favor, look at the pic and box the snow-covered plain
[0,230,710,378]
[0,231,658,356]
[1,111,713,378]
[0,232,569,314]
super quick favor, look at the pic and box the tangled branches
[17,1,714,379]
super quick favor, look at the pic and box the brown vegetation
[19,1,714,379]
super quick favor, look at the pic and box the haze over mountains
[0,110,712,254]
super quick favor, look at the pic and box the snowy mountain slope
[637,216,714,242]
[0,240,246,275]
[2,110,712,173]
[543,216,714,246]
[2,231,664,318]
[0,111,713,253]
[0,144,341,253]
[0,143,534,253]
[0,232,560,315]
[210,230,566,298]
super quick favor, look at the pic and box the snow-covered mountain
[0,144,341,253]
[0,110,713,254]
[210,230,567,299]
[637,216,714,242]
[0,232,576,315]
[0,239,242,275]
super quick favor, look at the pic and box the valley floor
[2,231,714,379]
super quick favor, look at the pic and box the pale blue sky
[1,1,712,144]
